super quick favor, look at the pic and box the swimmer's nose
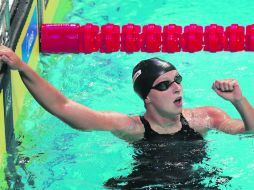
[172,81,182,93]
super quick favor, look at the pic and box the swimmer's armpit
[111,118,144,142]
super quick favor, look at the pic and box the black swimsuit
[140,113,203,141]
[104,115,230,189]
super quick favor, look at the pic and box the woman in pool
[1,45,254,188]
[1,45,253,140]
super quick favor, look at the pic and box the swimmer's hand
[212,79,243,103]
[0,45,24,71]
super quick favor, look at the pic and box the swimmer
[1,45,254,142]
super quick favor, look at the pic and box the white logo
[132,70,142,83]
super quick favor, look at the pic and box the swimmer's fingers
[0,46,13,61]
[212,79,242,102]
[219,81,230,91]
[213,79,238,92]
[230,80,240,91]
[0,45,23,70]
[212,80,223,94]
[0,55,10,63]
[223,80,237,91]
[212,82,224,97]
[0,45,13,55]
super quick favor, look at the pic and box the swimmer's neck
[144,111,182,129]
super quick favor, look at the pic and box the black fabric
[104,115,231,189]
[141,114,203,141]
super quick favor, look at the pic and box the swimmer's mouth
[174,97,182,106]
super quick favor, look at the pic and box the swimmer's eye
[151,74,182,91]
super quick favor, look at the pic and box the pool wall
[0,0,60,187]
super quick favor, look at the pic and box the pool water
[7,0,254,189]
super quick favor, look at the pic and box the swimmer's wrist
[232,96,245,106]
[17,61,28,72]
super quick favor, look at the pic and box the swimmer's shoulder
[183,106,228,119]
[182,106,217,133]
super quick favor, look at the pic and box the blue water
[8,0,254,189]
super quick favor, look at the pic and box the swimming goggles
[151,74,182,91]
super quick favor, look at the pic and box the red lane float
[225,24,245,52]
[181,24,203,52]
[121,24,141,53]
[41,23,81,53]
[40,23,254,53]
[79,23,100,53]
[141,24,162,52]
[204,24,226,52]
[100,24,120,53]
[246,24,254,51]
[162,24,182,53]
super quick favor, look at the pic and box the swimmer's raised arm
[209,79,254,133]
[0,46,143,137]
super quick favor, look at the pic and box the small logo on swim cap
[132,70,142,83]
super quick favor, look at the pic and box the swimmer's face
[145,70,183,116]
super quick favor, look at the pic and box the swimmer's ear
[144,97,151,104]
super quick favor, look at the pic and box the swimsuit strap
[179,113,191,130]
[178,113,203,140]
[139,116,158,138]
[140,114,203,140]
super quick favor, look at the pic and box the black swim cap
[132,58,176,100]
